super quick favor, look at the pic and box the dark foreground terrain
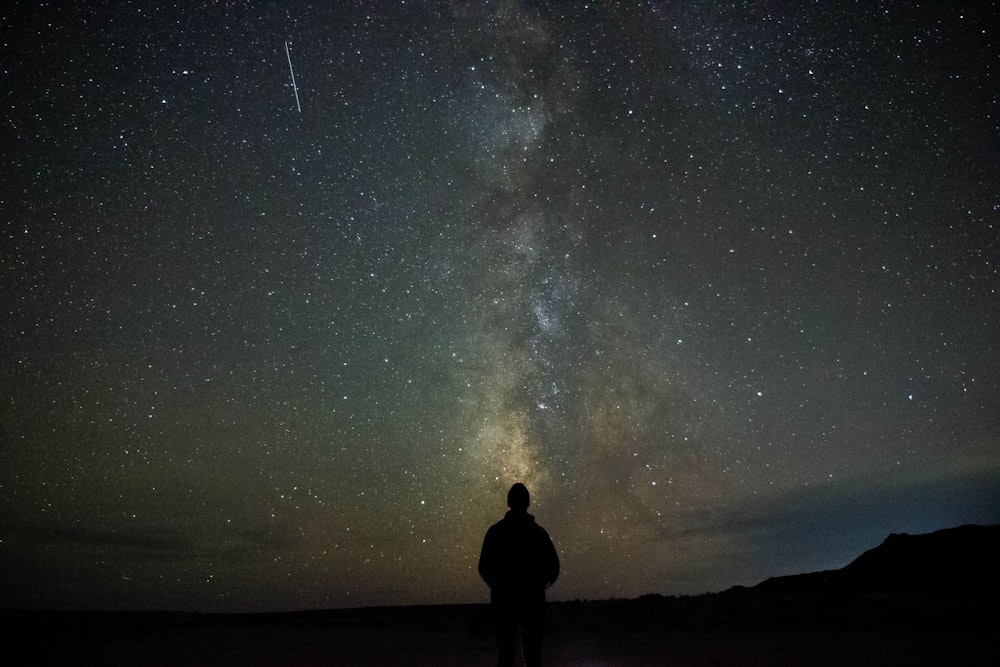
[5,600,997,666]
[6,525,998,665]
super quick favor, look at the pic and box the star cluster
[2,2,998,611]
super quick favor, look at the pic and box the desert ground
[6,596,997,666]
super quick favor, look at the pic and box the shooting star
[285,40,301,112]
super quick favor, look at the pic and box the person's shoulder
[485,518,506,534]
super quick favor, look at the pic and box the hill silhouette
[557,524,1000,636]
[840,523,999,592]
[750,523,999,599]
[674,523,1000,632]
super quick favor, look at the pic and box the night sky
[3,2,998,613]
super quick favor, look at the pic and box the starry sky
[2,1,998,612]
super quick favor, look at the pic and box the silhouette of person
[478,482,560,667]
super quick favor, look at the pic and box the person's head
[507,483,530,511]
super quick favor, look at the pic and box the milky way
[2,2,998,612]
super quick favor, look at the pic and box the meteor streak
[285,40,301,112]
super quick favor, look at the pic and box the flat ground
[6,601,997,666]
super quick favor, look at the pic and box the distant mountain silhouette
[612,524,1000,632]
[705,524,999,631]
[839,524,999,592]
[754,523,1000,596]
